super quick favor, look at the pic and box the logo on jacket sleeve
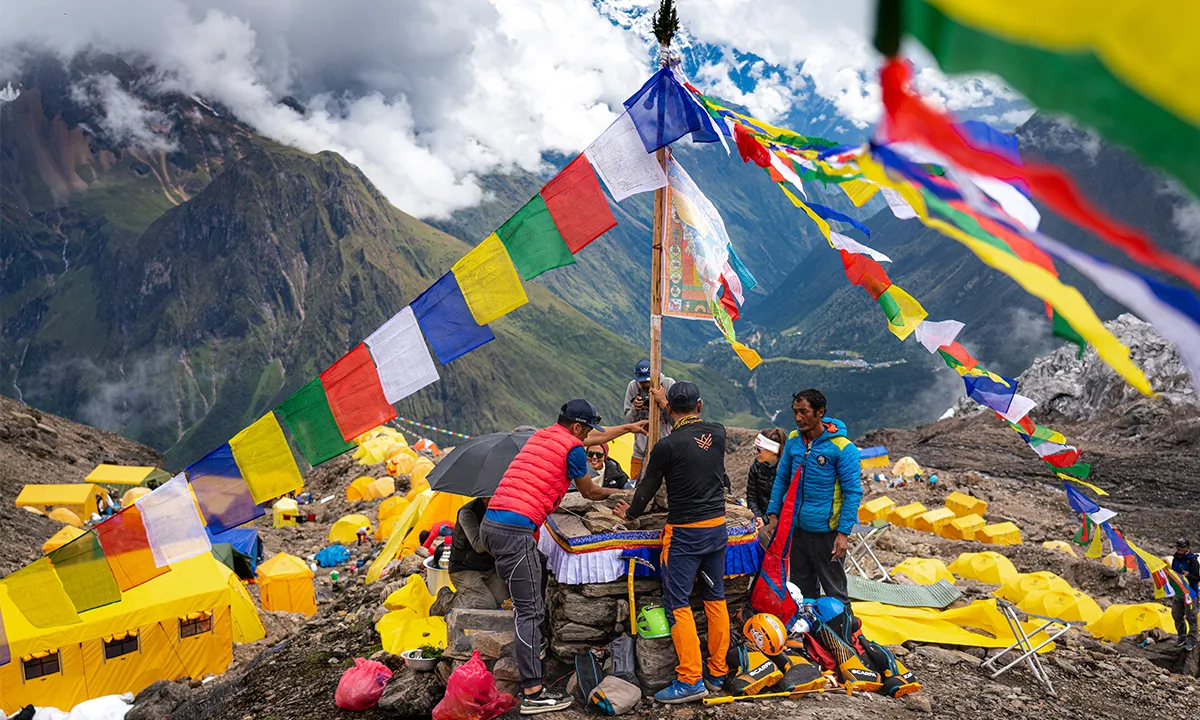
[817,455,827,466]
[696,434,713,450]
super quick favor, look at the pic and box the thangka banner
[662,157,731,320]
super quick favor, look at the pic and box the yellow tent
[891,456,922,478]
[49,508,84,528]
[329,514,373,544]
[257,553,316,616]
[366,491,433,584]
[346,476,376,502]
[272,498,300,529]
[376,515,401,542]
[892,557,955,585]
[858,496,895,523]
[995,572,1072,604]
[948,551,1019,585]
[378,496,409,524]
[370,476,396,500]
[410,457,436,487]
[1087,603,1176,643]
[16,483,107,519]
[1018,587,1102,624]
[1042,540,1078,557]
[941,514,987,541]
[978,522,1023,545]
[398,492,470,555]
[0,553,261,715]
[608,434,634,476]
[42,525,86,554]
[121,487,152,507]
[944,491,987,518]
[376,610,447,655]
[887,502,926,528]
[84,465,170,488]
[386,445,420,477]
[912,508,957,534]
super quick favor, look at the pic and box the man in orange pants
[616,381,730,704]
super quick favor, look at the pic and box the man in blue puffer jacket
[763,389,862,603]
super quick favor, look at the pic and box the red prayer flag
[540,156,617,254]
[733,123,771,169]
[320,343,397,442]
[94,506,169,591]
[939,341,978,372]
[840,250,892,300]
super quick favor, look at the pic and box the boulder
[553,622,607,643]
[446,608,515,658]
[378,667,445,716]
[126,680,191,720]
[369,650,408,674]
[581,578,660,598]
[470,630,515,659]
[635,634,678,691]
[396,554,425,577]
[493,656,521,682]
[559,593,618,626]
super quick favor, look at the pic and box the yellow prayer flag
[778,185,831,240]
[1059,474,1110,496]
[731,341,763,370]
[885,285,928,340]
[230,413,304,504]
[1085,528,1105,559]
[452,233,529,325]
[1,557,81,628]
[840,179,880,207]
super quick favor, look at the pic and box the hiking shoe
[520,689,572,715]
[654,679,708,704]
[702,671,726,693]
[1177,636,1189,648]
[1186,638,1198,652]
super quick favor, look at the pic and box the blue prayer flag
[187,444,264,534]
[805,203,872,237]
[410,273,495,364]
[623,68,719,153]
[962,372,1017,414]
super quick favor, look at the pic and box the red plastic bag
[432,651,518,720]
[335,657,394,711]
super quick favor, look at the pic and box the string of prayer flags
[453,234,529,325]
[320,344,397,442]
[230,413,305,503]
[365,307,440,403]
[47,531,121,613]
[135,475,212,568]
[0,558,80,629]
[411,274,495,363]
[584,111,668,202]
[187,444,265,532]
[93,505,169,591]
[623,67,721,153]
[275,379,356,467]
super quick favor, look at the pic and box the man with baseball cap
[615,381,732,704]
[482,400,646,714]
[1172,538,1199,650]
[623,358,675,480]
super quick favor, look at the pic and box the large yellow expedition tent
[16,484,107,519]
[42,526,87,554]
[84,465,171,489]
[257,553,316,616]
[0,553,263,715]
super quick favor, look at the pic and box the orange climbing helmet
[744,613,788,656]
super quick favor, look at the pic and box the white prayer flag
[1087,508,1117,525]
[880,186,917,219]
[136,474,211,567]
[1001,394,1037,424]
[913,319,966,353]
[829,232,892,263]
[584,112,667,202]
[365,307,440,403]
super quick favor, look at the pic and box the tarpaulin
[0,558,80,628]
[230,413,305,503]
[187,444,265,532]
[47,531,122,613]
[365,307,440,403]
[136,475,212,567]
[276,378,357,466]
[411,275,495,364]
[0,603,8,666]
[94,506,169,591]
[540,155,618,254]
[585,111,668,202]
[451,234,529,325]
[320,343,397,442]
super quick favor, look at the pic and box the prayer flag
[623,68,720,153]
[365,307,440,403]
[411,275,495,363]
[830,232,891,263]
[1085,525,1104,558]
[452,234,529,325]
[999,393,1036,424]
[230,413,306,503]
[584,111,668,202]
[136,475,212,567]
[1063,483,1100,515]
[320,344,397,442]
[1055,462,1093,481]
[936,342,977,372]
[913,319,964,353]
[540,156,618,254]
[841,251,891,300]
[663,157,736,320]
[495,199,576,280]
[878,285,927,339]
[962,368,1017,414]
[47,531,121,613]
[805,202,872,237]
[840,179,880,207]
[94,505,169,591]
[0,558,80,628]
[187,444,266,531]
[275,379,356,467]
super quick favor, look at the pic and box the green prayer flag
[1,557,81,628]
[1051,310,1087,359]
[496,195,576,280]
[938,348,965,370]
[276,378,356,466]
[1055,462,1093,480]
[48,531,122,613]
[877,289,902,326]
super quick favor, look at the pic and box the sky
[0,0,1028,219]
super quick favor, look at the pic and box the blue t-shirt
[566,445,589,482]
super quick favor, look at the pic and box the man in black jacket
[449,497,509,610]
[614,381,730,704]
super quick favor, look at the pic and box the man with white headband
[746,428,785,526]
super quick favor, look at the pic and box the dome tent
[258,553,316,616]
[42,525,86,554]
[1018,587,1102,624]
[1087,603,1176,642]
[273,498,299,529]
[329,514,373,544]
[995,571,1072,604]
[947,551,1019,585]
[892,557,955,585]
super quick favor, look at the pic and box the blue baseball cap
[634,358,651,381]
[560,399,604,431]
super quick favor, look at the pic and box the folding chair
[846,522,891,581]
[980,598,1071,693]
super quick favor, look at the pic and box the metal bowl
[401,649,439,672]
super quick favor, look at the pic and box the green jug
[636,605,671,639]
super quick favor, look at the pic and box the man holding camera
[624,358,675,481]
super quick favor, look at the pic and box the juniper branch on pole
[652,0,679,49]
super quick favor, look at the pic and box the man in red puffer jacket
[481,399,646,715]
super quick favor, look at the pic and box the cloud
[70,73,177,152]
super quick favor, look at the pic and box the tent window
[179,612,213,639]
[104,635,140,660]
[23,651,61,680]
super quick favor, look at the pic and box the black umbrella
[425,430,534,497]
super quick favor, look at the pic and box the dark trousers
[790,529,848,603]
[479,519,544,691]
[1173,594,1199,641]
[661,520,730,684]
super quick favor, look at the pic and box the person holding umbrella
[480,399,646,715]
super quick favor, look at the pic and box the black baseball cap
[1176,538,1191,549]
[561,399,604,431]
[667,381,701,409]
